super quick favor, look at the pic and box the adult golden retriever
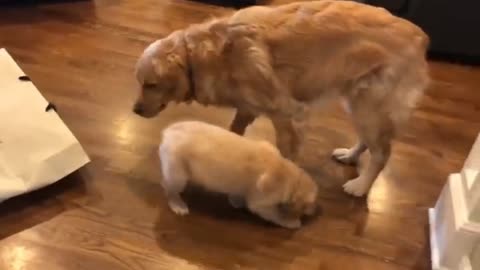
[133,1,430,197]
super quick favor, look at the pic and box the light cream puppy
[159,121,318,229]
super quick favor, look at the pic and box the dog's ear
[209,21,229,37]
[210,22,260,52]
[148,35,186,76]
[184,20,258,61]
[151,57,165,77]
[167,32,187,69]
[210,21,258,39]
[164,30,185,53]
[166,53,185,69]
[184,27,220,61]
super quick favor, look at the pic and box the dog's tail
[388,59,430,132]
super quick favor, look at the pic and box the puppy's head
[277,163,318,219]
[133,31,191,118]
[258,160,318,219]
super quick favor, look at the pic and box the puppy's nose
[133,104,144,115]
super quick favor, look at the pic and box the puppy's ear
[256,163,286,193]
[256,172,275,193]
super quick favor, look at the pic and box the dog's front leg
[270,115,306,160]
[230,110,256,135]
[268,94,308,160]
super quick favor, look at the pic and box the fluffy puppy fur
[159,121,318,229]
[134,1,430,197]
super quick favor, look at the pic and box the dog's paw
[332,148,358,165]
[229,196,245,209]
[343,177,370,197]
[168,200,190,216]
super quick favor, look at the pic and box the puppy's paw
[343,177,370,197]
[332,148,358,165]
[168,199,190,216]
[280,219,302,230]
[229,195,245,209]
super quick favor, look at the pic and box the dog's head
[133,19,260,118]
[133,31,191,118]
[279,169,319,218]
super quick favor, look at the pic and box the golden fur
[134,1,430,197]
[159,121,318,229]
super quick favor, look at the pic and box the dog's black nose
[133,104,144,115]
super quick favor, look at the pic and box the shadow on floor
[0,170,87,240]
[153,188,307,270]
[148,150,362,270]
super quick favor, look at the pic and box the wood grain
[0,1,479,269]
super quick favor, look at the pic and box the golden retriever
[134,1,430,197]
[159,121,318,229]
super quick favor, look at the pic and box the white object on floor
[0,48,90,202]
[429,133,480,270]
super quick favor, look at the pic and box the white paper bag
[0,48,90,202]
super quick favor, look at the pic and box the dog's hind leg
[342,136,391,197]
[160,147,190,215]
[332,99,368,165]
[341,88,394,197]
[339,65,426,197]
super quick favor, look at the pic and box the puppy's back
[161,121,258,152]
[160,121,279,194]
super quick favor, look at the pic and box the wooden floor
[1,1,480,269]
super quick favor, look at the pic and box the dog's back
[228,1,429,103]
[231,1,429,59]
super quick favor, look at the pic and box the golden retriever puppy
[134,1,430,197]
[159,121,318,229]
